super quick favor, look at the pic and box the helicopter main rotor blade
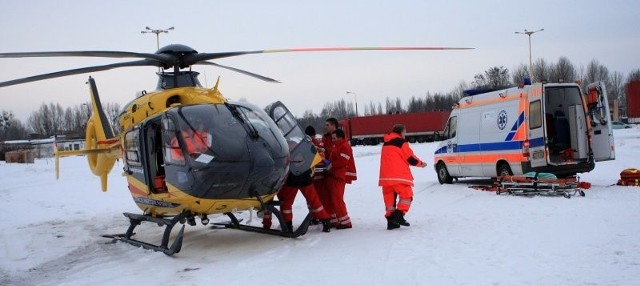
[0,59,159,88]
[186,46,474,64]
[197,61,281,83]
[0,51,169,62]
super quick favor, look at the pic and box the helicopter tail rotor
[84,77,119,192]
[55,77,120,191]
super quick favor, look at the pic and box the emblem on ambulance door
[497,110,508,130]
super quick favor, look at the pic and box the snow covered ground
[1,128,639,285]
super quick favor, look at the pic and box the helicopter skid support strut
[102,212,187,256]
[215,203,313,238]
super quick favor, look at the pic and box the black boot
[386,216,400,230]
[284,221,294,233]
[390,210,410,227]
[321,219,331,232]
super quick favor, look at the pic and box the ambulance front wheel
[437,162,453,184]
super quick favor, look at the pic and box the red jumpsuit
[314,133,337,225]
[262,169,330,230]
[378,132,425,217]
[326,137,356,228]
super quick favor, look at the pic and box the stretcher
[495,173,587,198]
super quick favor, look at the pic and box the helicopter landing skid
[102,212,187,256]
[215,204,312,238]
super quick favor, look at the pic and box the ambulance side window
[446,116,458,138]
[529,100,542,129]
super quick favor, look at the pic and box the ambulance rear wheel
[497,162,513,178]
[437,162,453,184]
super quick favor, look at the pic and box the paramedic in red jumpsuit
[315,118,339,226]
[326,129,357,229]
[378,124,426,230]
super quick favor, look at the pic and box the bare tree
[551,57,577,83]
[394,97,403,113]
[27,102,66,137]
[103,102,122,135]
[27,104,49,136]
[320,99,353,119]
[297,109,322,133]
[407,96,426,112]
[384,97,395,114]
[627,69,640,84]
[608,71,625,105]
[583,59,609,90]
[364,101,379,116]
[473,66,511,89]
[449,80,470,101]
[533,58,552,82]
[0,111,29,140]
[511,64,530,84]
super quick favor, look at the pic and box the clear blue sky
[1,0,639,122]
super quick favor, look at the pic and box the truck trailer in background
[626,80,640,123]
[339,111,450,146]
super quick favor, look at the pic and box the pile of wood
[4,149,35,163]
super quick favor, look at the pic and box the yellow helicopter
[0,44,471,255]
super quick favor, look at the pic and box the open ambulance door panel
[268,101,321,175]
[528,98,548,168]
[586,81,615,162]
[440,115,460,176]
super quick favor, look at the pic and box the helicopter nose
[253,147,275,167]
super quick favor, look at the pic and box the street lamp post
[347,91,358,117]
[141,26,175,50]
[515,28,544,82]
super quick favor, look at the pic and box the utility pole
[347,91,358,117]
[515,28,544,82]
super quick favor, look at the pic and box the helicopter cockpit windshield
[156,103,289,198]
[162,103,288,168]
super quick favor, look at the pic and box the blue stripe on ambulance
[435,112,546,155]
[504,112,525,141]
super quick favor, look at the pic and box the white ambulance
[434,81,614,184]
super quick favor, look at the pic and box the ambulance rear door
[528,85,548,168]
[587,81,615,161]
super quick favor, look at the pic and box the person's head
[305,125,316,137]
[325,118,338,133]
[333,129,345,140]
[392,124,406,137]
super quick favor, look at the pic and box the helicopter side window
[124,129,141,166]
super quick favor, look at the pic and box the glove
[419,161,427,168]
[323,159,332,171]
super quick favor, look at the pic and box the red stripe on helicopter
[97,138,120,145]
[128,184,147,196]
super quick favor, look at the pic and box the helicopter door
[143,119,167,193]
[586,81,615,162]
[267,101,321,175]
